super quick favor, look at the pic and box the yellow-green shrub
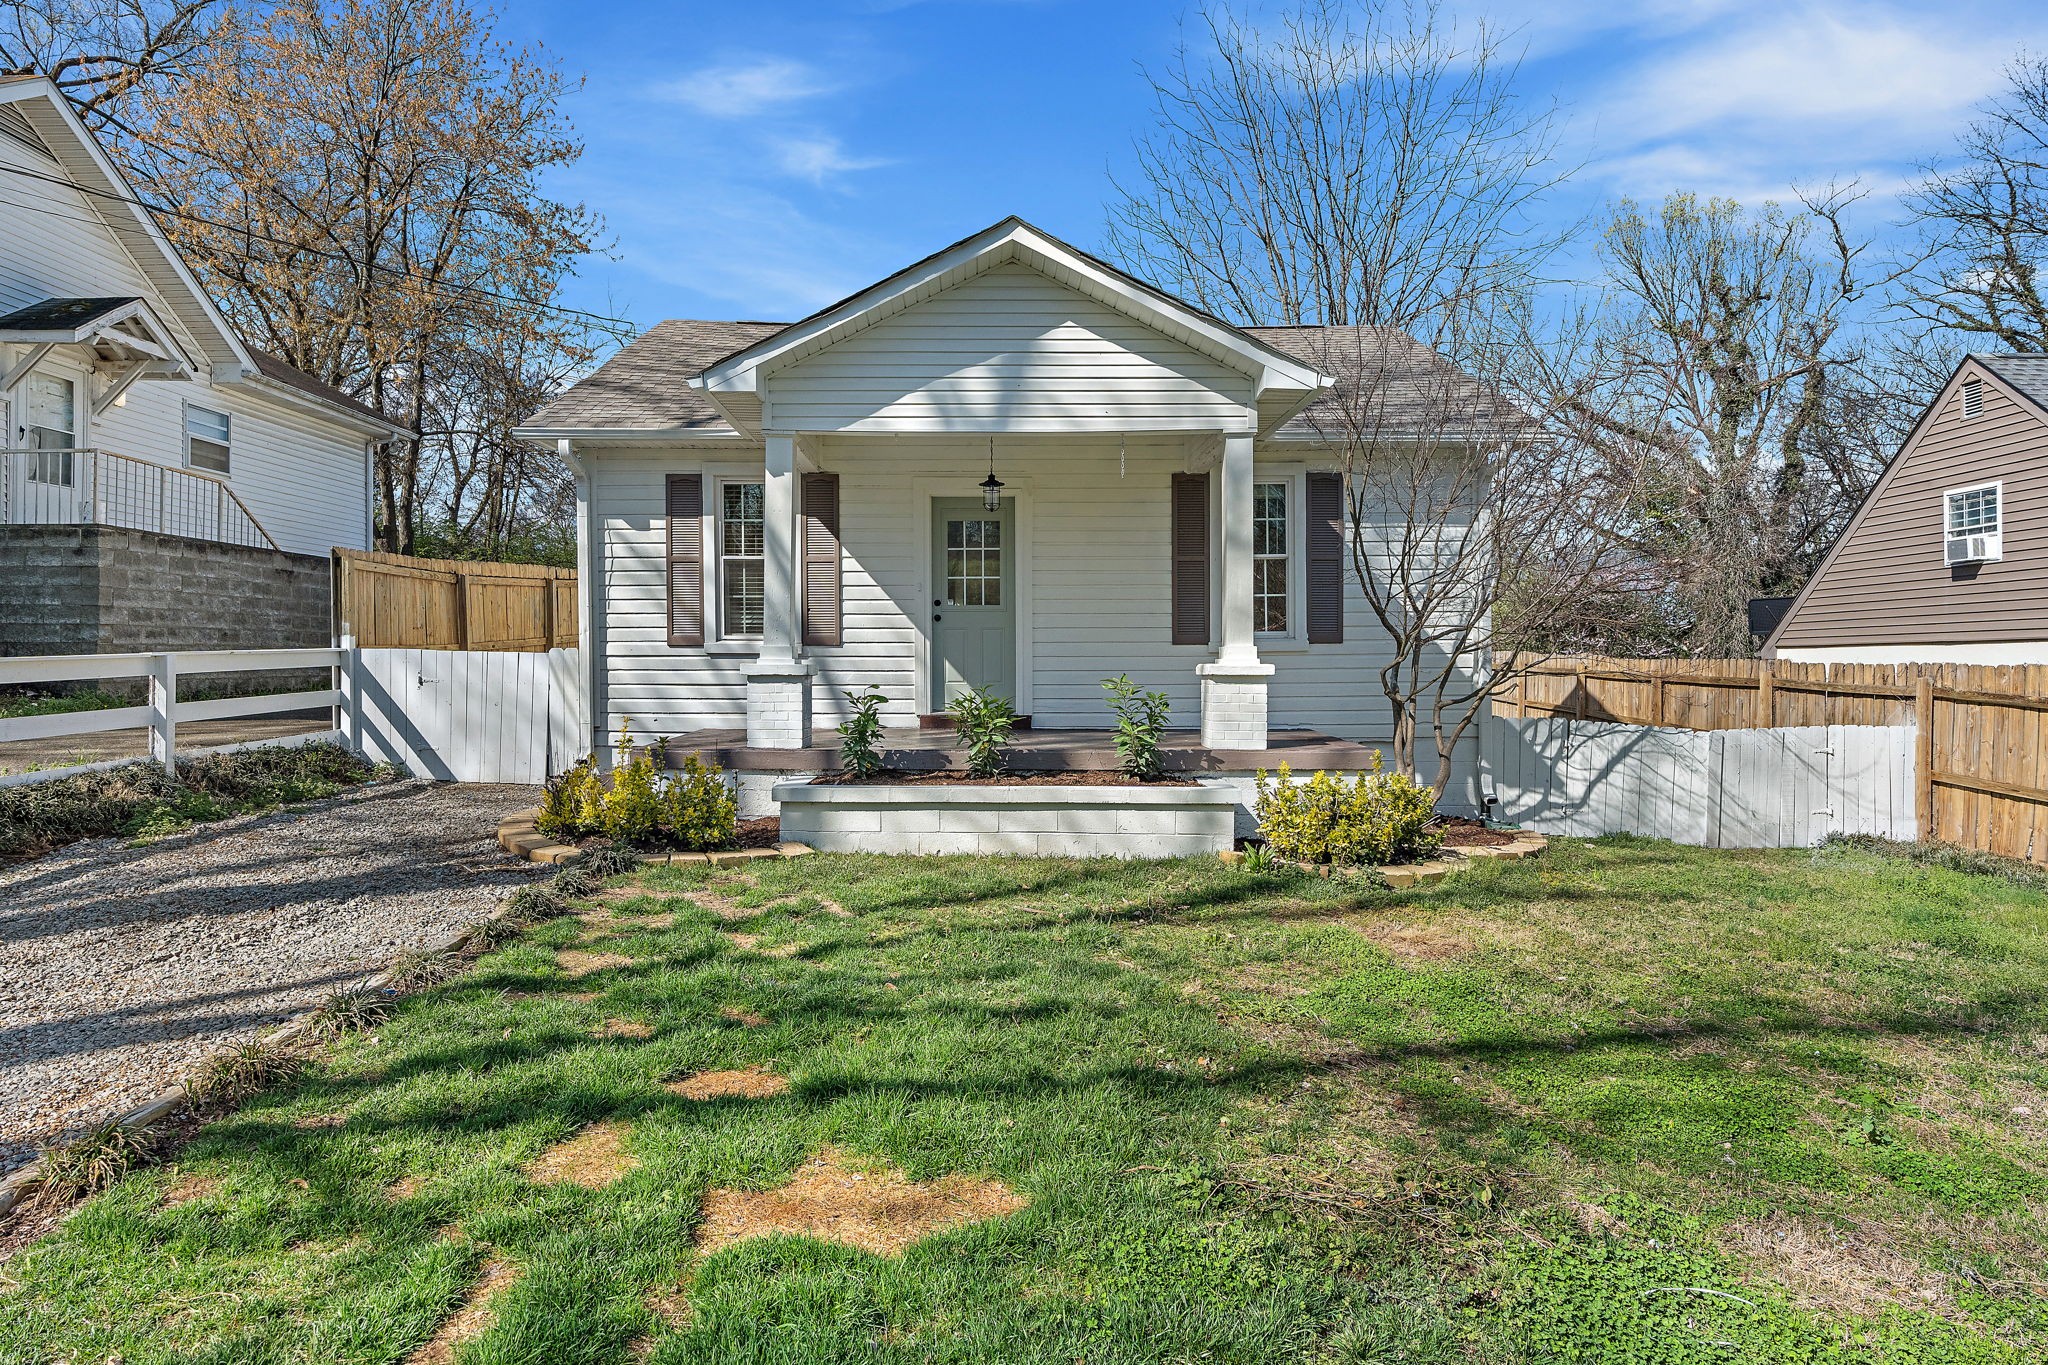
[600,727,663,845]
[536,757,595,837]
[663,754,737,851]
[1253,756,1442,866]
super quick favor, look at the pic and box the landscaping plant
[535,757,595,838]
[599,725,664,845]
[947,685,1016,778]
[664,753,739,850]
[838,686,889,779]
[1101,674,1172,780]
[1254,756,1442,866]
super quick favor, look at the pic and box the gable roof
[1762,353,2048,655]
[1246,325,1522,440]
[246,349,400,430]
[523,320,787,433]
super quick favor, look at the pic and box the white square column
[746,433,814,748]
[1198,431,1272,749]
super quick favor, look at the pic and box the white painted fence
[342,646,583,783]
[1483,715,1917,847]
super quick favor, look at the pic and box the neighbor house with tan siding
[1766,354,2048,667]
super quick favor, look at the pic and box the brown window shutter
[1171,471,1210,645]
[1307,471,1344,644]
[665,473,703,647]
[801,471,841,648]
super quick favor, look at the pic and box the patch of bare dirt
[666,1067,790,1101]
[694,1147,1027,1257]
[595,1018,656,1040]
[687,890,754,922]
[725,931,800,958]
[719,1006,771,1028]
[407,1255,522,1364]
[1356,921,1473,962]
[1437,817,1516,847]
[1725,1212,1952,1316]
[556,950,634,978]
[161,1172,218,1206]
[525,1121,638,1188]
[387,1175,427,1201]
[293,1112,348,1130]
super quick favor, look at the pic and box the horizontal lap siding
[764,262,1253,432]
[2,135,369,556]
[1777,371,2048,647]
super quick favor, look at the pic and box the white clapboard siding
[1,128,371,556]
[1484,716,1916,847]
[346,647,580,784]
[762,262,1255,432]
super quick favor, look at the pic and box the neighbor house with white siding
[0,76,404,662]
[517,218,1492,817]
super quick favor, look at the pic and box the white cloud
[657,56,845,118]
[769,134,891,183]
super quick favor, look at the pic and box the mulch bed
[571,816,782,855]
[1438,817,1516,847]
[811,770,1196,787]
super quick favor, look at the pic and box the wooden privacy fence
[1496,653,2048,863]
[334,549,576,651]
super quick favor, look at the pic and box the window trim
[183,400,232,476]
[713,475,766,641]
[1942,479,2003,563]
[1252,470,1305,644]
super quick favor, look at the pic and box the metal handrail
[0,446,280,551]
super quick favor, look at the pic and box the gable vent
[1961,376,1983,419]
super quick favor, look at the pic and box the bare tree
[1107,0,1567,347]
[1561,190,1899,655]
[1906,55,2048,351]
[1109,0,1593,789]
[0,0,221,140]
[130,0,620,554]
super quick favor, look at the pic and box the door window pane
[24,375,75,484]
[945,518,1002,606]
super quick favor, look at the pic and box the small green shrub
[1254,757,1442,866]
[838,686,889,779]
[469,914,527,948]
[948,686,1016,778]
[600,725,664,845]
[1102,674,1172,780]
[549,866,601,898]
[574,846,641,878]
[664,754,738,850]
[536,757,596,838]
[507,885,570,923]
[32,1122,159,1206]
[185,1041,303,1107]
[312,985,394,1037]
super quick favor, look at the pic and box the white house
[516,218,1491,819]
[0,75,403,662]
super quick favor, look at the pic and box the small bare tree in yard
[1110,0,1612,787]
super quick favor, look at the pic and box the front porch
[665,725,1382,774]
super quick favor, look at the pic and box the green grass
[0,688,130,720]
[3,837,2045,1362]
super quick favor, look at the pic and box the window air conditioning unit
[1945,533,1999,565]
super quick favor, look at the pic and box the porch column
[1197,431,1272,749]
[745,433,814,748]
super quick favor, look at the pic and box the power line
[0,159,636,331]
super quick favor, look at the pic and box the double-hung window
[185,404,232,474]
[1943,481,2002,564]
[1253,479,1291,635]
[719,480,765,637]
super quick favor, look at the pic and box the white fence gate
[1483,715,1917,847]
[343,646,583,784]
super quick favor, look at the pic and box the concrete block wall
[0,526,332,696]
[775,782,1236,857]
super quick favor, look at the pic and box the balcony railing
[0,447,278,551]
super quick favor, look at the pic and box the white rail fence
[1483,715,1918,847]
[1,448,278,549]
[0,644,583,788]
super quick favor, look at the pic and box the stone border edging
[1219,831,1549,885]
[0,889,520,1223]
[496,808,814,866]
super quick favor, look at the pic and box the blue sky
[491,0,2048,330]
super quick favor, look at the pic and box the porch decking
[664,726,1384,773]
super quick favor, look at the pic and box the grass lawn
[2,836,2045,1362]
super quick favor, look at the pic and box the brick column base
[744,661,815,749]
[1196,661,1275,750]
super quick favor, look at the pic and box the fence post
[1757,667,1774,729]
[1652,675,1667,728]
[1913,677,1935,841]
[147,652,177,777]
[1575,661,1588,721]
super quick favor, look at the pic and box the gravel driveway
[0,780,544,1176]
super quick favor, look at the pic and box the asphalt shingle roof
[0,296,143,333]
[1975,354,2048,415]
[523,315,1510,438]
[247,350,394,428]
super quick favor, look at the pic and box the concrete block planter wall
[773,781,1237,857]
